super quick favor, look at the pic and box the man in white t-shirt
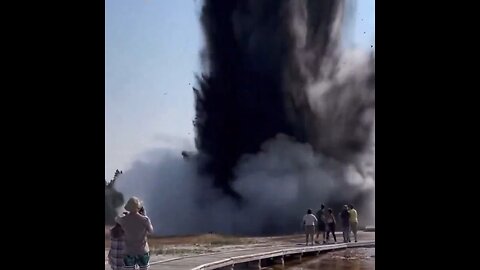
[303,209,318,246]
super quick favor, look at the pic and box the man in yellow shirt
[348,204,358,242]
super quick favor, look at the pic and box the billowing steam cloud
[115,0,375,235]
[116,134,373,235]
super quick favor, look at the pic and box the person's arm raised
[145,216,154,234]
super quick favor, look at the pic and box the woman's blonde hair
[124,196,143,212]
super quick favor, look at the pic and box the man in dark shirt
[315,204,326,244]
[340,205,351,243]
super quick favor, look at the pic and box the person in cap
[116,197,154,269]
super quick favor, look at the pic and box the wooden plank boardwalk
[149,240,375,270]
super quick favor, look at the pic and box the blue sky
[105,0,375,180]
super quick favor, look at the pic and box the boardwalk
[150,240,374,269]
[105,232,375,270]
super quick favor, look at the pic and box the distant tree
[108,169,123,188]
[105,169,125,225]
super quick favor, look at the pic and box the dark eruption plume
[194,0,374,195]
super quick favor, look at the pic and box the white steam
[115,133,374,236]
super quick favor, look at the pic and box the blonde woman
[116,197,154,270]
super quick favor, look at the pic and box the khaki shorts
[305,225,315,235]
[350,222,358,232]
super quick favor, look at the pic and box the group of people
[302,204,358,246]
[107,197,358,268]
[108,196,154,270]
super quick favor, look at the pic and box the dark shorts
[124,253,150,269]
[305,225,315,235]
[318,222,326,231]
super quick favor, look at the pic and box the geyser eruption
[195,0,374,194]
[115,0,375,235]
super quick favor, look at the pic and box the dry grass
[105,226,257,250]
[147,234,257,256]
